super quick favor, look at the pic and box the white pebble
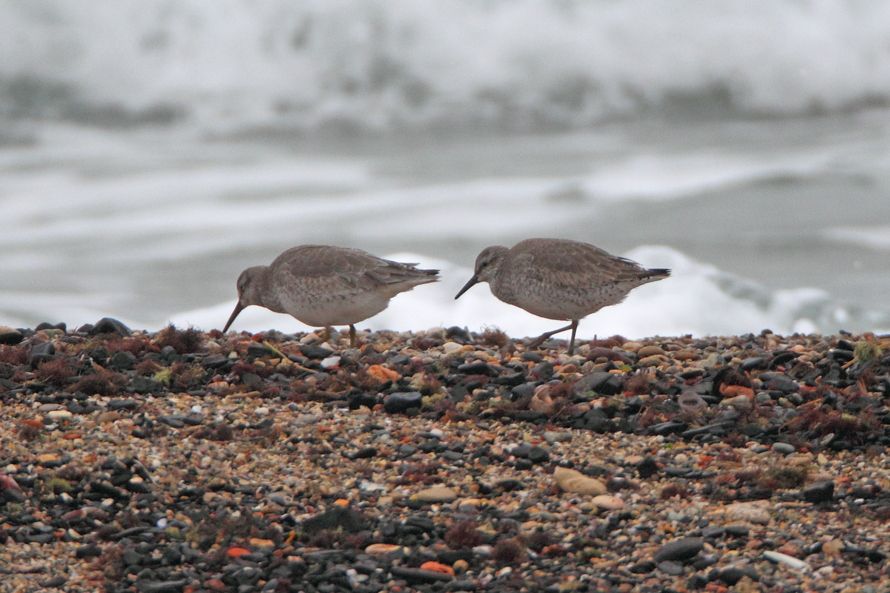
[814,565,834,578]
[442,341,463,354]
[763,551,810,571]
[320,356,341,369]
[359,480,387,493]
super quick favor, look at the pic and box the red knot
[455,238,670,354]
[223,245,438,345]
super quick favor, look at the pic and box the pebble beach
[1,321,888,593]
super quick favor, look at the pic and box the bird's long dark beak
[222,302,245,333]
[454,275,479,300]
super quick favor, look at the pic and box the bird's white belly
[509,297,585,321]
[281,291,389,327]
[496,283,618,321]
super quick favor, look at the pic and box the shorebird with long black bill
[223,245,439,346]
[455,238,670,355]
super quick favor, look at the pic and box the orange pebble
[226,546,251,558]
[719,384,753,398]
[333,498,350,507]
[420,561,455,576]
[367,364,400,383]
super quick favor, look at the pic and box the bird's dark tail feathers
[645,268,671,279]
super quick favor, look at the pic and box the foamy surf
[824,225,890,251]
[3,1,890,133]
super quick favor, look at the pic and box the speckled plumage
[455,238,669,354]
[224,245,438,344]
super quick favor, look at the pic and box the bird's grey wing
[362,257,439,287]
[517,240,649,286]
[274,246,437,294]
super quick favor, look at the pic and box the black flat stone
[740,356,767,371]
[654,537,704,563]
[759,372,799,393]
[0,329,23,345]
[202,354,230,369]
[802,481,834,503]
[347,447,378,460]
[159,415,186,428]
[108,399,140,411]
[136,579,188,593]
[649,421,688,436]
[717,566,758,585]
[247,342,279,358]
[75,543,103,558]
[300,344,334,359]
[829,349,854,362]
[384,392,422,413]
[90,317,132,336]
[657,560,684,575]
[457,361,496,375]
[528,446,550,463]
[495,478,524,491]
[494,371,526,386]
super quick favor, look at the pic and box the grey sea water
[2,1,889,337]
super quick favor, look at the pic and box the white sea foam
[824,225,890,251]
[0,133,838,272]
[165,246,857,339]
[1,240,880,336]
[3,1,890,132]
[581,151,832,201]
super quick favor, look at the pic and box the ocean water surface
[2,0,889,338]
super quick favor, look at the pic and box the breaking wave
[3,0,890,133]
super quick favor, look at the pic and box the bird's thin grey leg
[527,321,577,351]
[567,320,579,355]
[349,324,356,347]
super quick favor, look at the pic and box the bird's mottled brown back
[491,238,664,320]
[265,245,438,323]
